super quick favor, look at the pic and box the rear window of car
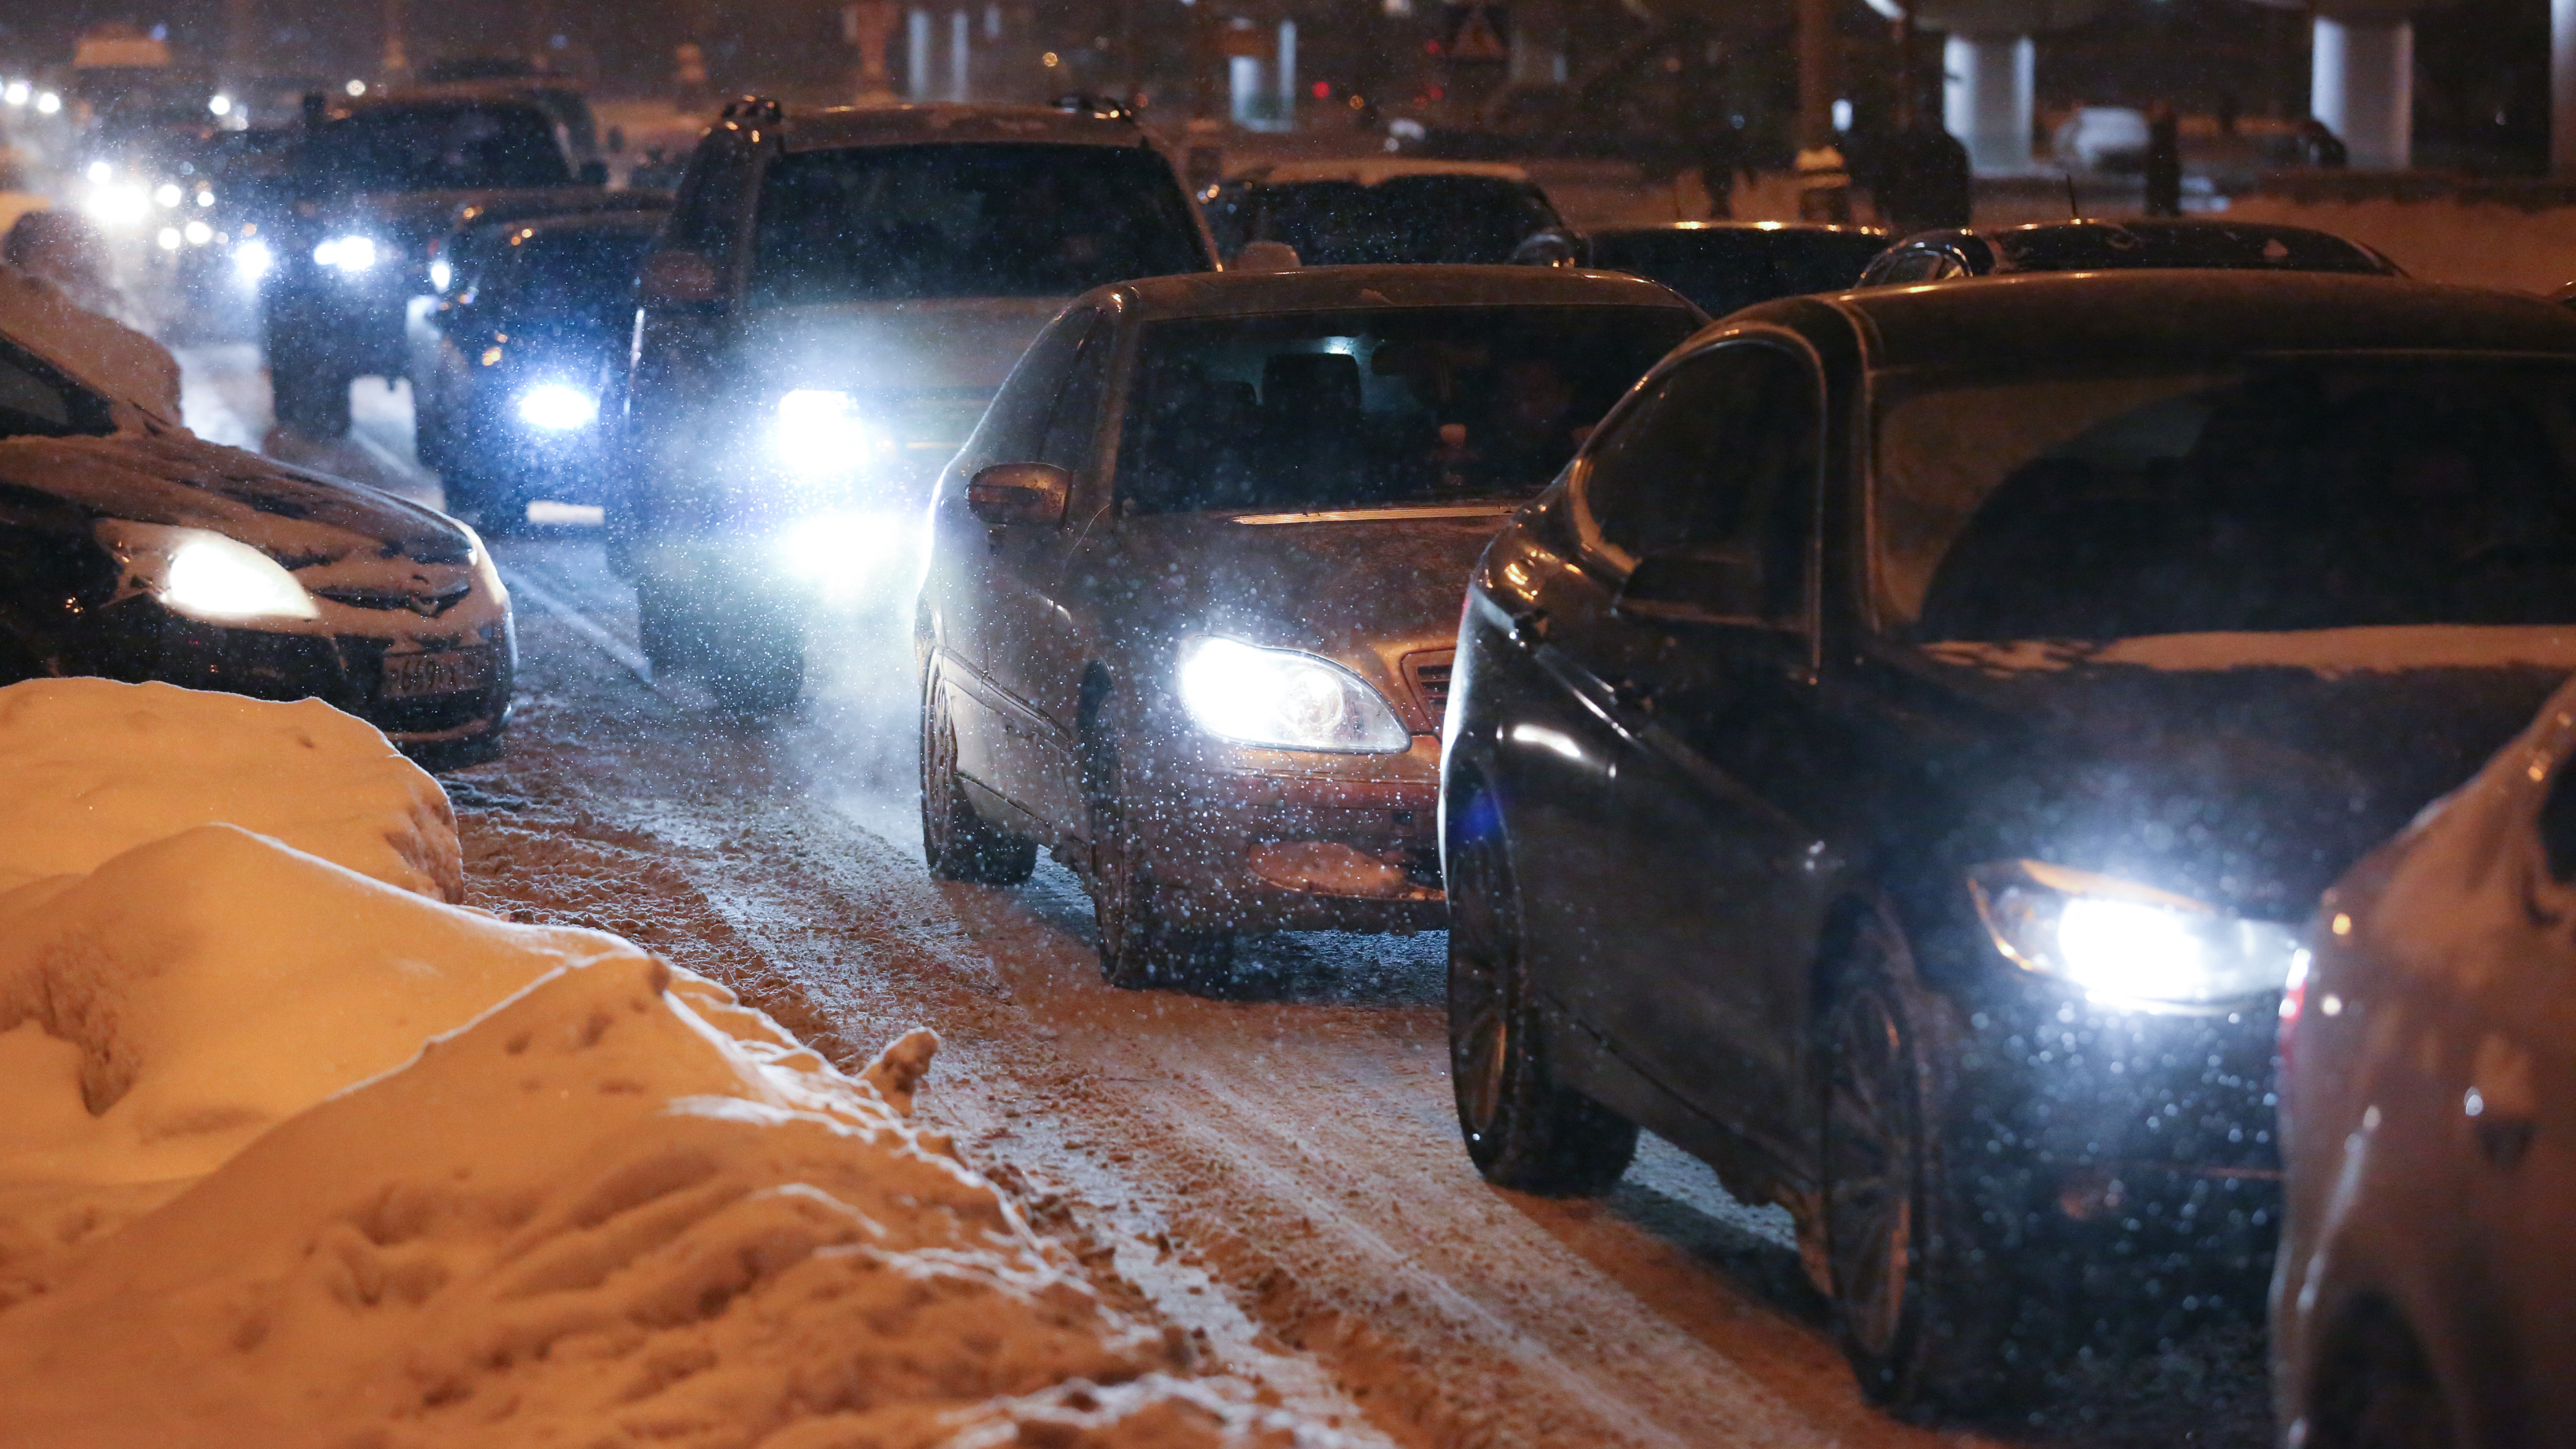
[1116,304,1697,516]
[485,227,658,323]
[1250,176,1562,266]
[746,142,1205,307]
[304,103,571,193]
[1589,230,1888,315]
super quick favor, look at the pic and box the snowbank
[0,678,462,901]
[0,739,1330,1446]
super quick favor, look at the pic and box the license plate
[380,648,496,700]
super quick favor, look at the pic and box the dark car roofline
[772,102,1156,153]
[493,209,671,238]
[1097,264,1702,323]
[1733,271,2576,374]
[1587,220,1889,238]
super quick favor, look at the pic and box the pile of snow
[0,689,1330,1448]
[0,678,462,901]
[0,261,183,426]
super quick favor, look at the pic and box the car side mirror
[637,250,721,308]
[1612,550,1769,626]
[1232,240,1301,272]
[967,462,1071,526]
[578,159,611,186]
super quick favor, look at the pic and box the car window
[486,227,657,326]
[1115,304,1694,516]
[1038,320,1113,477]
[746,144,1204,306]
[1578,343,1818,620]
[1590,231,1887,315]
[1251,176,1561,266]
[972,307,1097,466]
[1878,357,2576,639]
[303,104,571,193]
[665,135,755,260]
[0,344,106,440]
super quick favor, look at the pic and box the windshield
[486,228,657,326]
[1117,305,1696,516]
[746,143,1203,307]
[1249,176,1561,265]
[1878,357,2576,641]
[305,104,571,193]
[1588,230,1887,315]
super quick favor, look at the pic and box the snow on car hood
[1098,506,1512,724]
[0,429,475,567]
[1902,625,2576,913]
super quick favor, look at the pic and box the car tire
[1084,720,1234,990]
[1817,909,2020,1412]
[1444,804,1639,1194]
[267,328,352,438]
[920,667,1038,885]
[635,579,696,676]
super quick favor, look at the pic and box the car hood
[0,429,476,575]
[736,296,1067,399]
[1900,628,2576,916]
[1096,505,1515,729]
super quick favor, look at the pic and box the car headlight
[429,257,453,292]
[98,521,318,622]
[771,389,891,480]
[233,237,273,283]
[1175,636,1410,753]
[516,382,598,432]
[1968,859,2301,1007]
[84,183,148,229]
[314,234,378,272]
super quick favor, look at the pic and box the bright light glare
[194,188,214,207]
[209,94,232,117]
[429,257,454,291]
[183,220,212,246]
[34,92,60,115]
[156,227,181,251]
[345,79,367,96]
[233,238,274,283]
[313,234,377,271]
[161,533,317,621]
[514,382,598,431]
[770,389,890,479]
[1175,637,1409,753]
[153,182,181,208]
[3,82,27,107]
[777,510,903,598]
[1972,860,2303,1007]
[2055,899,2207,1002]
[84,183,149,228]
[85,160,111,183]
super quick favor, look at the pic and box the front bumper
[71,596,515,766]
[1130,732,1448,935]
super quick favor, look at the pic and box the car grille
[1404,650,1454,731]
[314,582,473,617]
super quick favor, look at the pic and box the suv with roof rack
[613,97,1218,714]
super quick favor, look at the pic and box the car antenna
[2064,172,2079,220]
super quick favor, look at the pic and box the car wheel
[1084,722,1233,990]
[635,579,695,675]
[920,668,1038,885]
[1445,806,1638,1194]
[1819,911,2018,1411]
[2307,1307,2457,1449]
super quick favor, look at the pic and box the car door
[930,307,1091,825]
[974,309,1119,832]
[1551,339,1832,1151]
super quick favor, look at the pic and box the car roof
[1234,159,1533,185]
[773,102,1154,154]
[1749,271,2576,373]
[1903,217,2394,275]
[498,208,669,240]
[1100,264,1699,323]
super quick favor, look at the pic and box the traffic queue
[0,84,2567,1446]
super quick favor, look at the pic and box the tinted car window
[304,103,571,193]
[1995,224,2389,275]
[486,228,657,325]
[1589,231,1887,315]
[748,144,1202,307]
[1250,176,1562,265]
[1038,321,1113,476]
[1879,358,2576,639]
[972,308,1097,465]
[1117,304,1694,515]
[1582,344,1817,617]
[0,345,105,440]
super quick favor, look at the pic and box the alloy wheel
[1823,982,1917,1365]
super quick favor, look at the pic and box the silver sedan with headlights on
[0,279,513,766]
[916,264,1701,988]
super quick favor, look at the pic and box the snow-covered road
[172,347,2271,1449]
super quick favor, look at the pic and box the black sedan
[0,278,514,765]
[1437,271,2576,1410]
[1511,221,1891,317]
[410,209,664,528]
[1855,218,2398,287]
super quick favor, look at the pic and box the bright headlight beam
[160,532,318,621]
[1174,637,1410,753]
[314,234,377,272]
[770,389,890,480]
[233,238,273,283]
[515,382,598,431]
[1969,858,2301,1008]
